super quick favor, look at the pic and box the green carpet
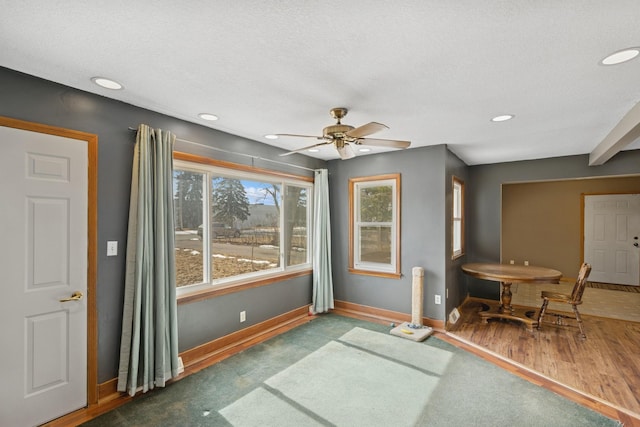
[83,315,621,427]
[221,328,451,426]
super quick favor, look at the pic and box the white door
[584,194,640,285]
[0,125,88,426]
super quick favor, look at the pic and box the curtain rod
[128,127,317,173]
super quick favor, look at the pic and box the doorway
[583,193,640,286]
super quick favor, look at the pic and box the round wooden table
[462,263,563,330]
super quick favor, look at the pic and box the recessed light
[491,114,514,122]
[198,113,219,121]
[264,134,278,140]
[91,77,123,90]
[601,48,640,65]
[308,148,320,153]
[358,147,371,152]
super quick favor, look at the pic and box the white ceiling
[2,1,640,165]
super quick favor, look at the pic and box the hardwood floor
[446,298,640,425]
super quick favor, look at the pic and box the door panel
[0,125,88,426]
[28,197,70,287]
[26,311,68,395]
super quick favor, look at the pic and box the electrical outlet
[449,308,460,324]
[435,295,441,305]
[510,260,515,265]
[524,260,529,266]
[240,311,246,323]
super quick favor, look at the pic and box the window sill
[451,252,465,261]
[348,268,402,279]
[177,268,312,305]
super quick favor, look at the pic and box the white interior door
[0,125,88,426]
[584,194,640,286]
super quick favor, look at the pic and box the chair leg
[537,299,549,329]
[572,305,586,339]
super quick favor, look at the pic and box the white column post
[411,267,425,326]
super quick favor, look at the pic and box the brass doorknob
[59,291,84,302]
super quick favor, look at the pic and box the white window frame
[452,176,464,259]
[349,174,401,278]
[173,157,313,298]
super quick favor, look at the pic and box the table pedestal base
[476,280,539,332]
[478,304,539,332]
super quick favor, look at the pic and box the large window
[173,156,312,295]
[452,176,464,259]
[349,174,400,278]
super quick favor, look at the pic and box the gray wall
[467,151,640,299]
[7,64,638,383]
[0,67,324,382]
[445,149,469,318]
[328,145,451,321]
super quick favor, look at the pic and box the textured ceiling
[2,1,640,164]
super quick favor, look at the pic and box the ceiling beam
[589,101,640,166]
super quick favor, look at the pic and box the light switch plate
[107,241,118,256]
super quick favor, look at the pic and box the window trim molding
[348,173,401,279]
[174,151,314,183]
[178,269,312,305]
[452,175,465,260]
[173,151,313,302]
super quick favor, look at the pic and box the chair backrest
[570,263,592,303]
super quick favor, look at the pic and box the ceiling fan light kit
[277,107,411,160]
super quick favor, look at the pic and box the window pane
[453,184,461,217]
[210,177,280,280]
[453,220,461,253]
[173,170,204,287]
[285,185,308,267]
[359,225,392,264]
[452,177,464,257]
[359,185,393,222]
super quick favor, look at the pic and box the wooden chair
[536,263,592,338]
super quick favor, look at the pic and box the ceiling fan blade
[275,133,324,140]
[279,141,330,157]
[356,138,411,149]
[336,143,356,160]
[345,122,388,139]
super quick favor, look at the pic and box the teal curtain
[117,124,179,396]
[311,169,334,313]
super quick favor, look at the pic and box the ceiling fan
[277,107,411,160]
